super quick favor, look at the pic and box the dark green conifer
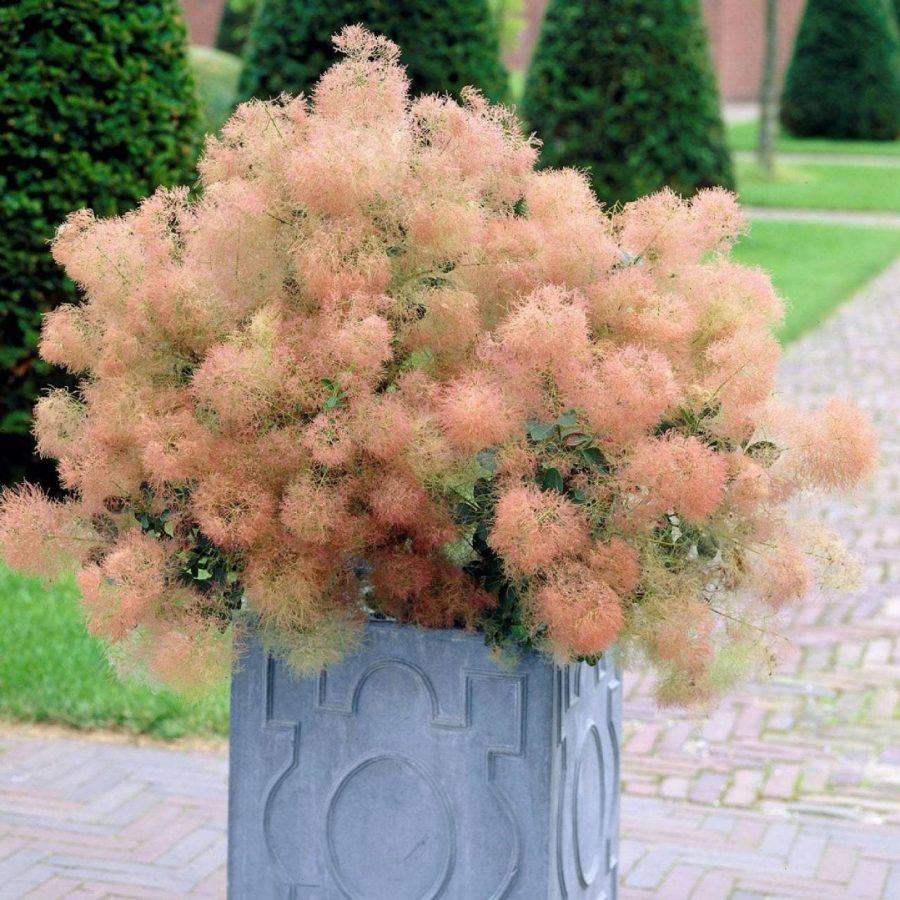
[522,0,733,205]
[781,0,900,140]
[239,0,508,102]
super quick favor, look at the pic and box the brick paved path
[0,734,227,898]
[0,262,897,898]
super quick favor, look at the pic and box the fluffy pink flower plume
[774,399,879,493]
[652,598,715,680]
[616,435,728,531]
[0,27,876,702]
[439,375,521,453]
[191,476,277,550]
[279,475,346,545]
[751,538,814,609]
[535,563,623,657]
[0,486,97,583]
[582,346,681,447]
[490,484,590,575]
[78,532,168,640]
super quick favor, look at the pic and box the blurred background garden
[1,0,898,743]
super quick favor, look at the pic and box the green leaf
[697,533,718,558]
[510,624,529,642]
[745,440,780,463]
[455,501,480,526]
[475,448,498,474]
[540,467,565,493]
[562,430,590,448]
[163,520,176,537]
[195,569,212,581]
[655,419,676,436]
[556,410,578,427]
[528,420,555,442]
[581,447,608,470]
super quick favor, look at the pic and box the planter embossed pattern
[228,623,621,899]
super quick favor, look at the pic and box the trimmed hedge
[217,0,258,55]
[0,0,200,485]
[781,0,900,140]
[239,0,509,102]
[222,0,513,61]
[522,0,733,205]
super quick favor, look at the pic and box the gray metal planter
[228,622,621,899]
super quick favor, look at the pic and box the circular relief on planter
[325,753,456,900]
[573,724,605,887]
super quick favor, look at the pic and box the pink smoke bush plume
[0,27,877,703]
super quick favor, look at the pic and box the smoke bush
[0,28,877,703]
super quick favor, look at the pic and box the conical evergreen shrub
[238,0,508,102]
[217,0,259,55]
[780,0,900,140]
[0,0,201,485]
[521,0,733,206]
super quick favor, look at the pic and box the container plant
[0,27,877,898]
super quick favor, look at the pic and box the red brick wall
[704,0,806,101]
[180,0,227,47]
[511,0,807,103]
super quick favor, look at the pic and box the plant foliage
[0,0,201,485]
[238,0,508,102]
[0,29,876,705]
[780,0,900,140]
[521,0,734,205]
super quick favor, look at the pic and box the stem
[709,605,782,638]
[757,0,779,175]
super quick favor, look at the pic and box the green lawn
[509,68,526,104]
[190,45,243,135]
[733,220,900,343]
[0,566,229,740]
[735,160,900,213]
[727,120,900,158]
